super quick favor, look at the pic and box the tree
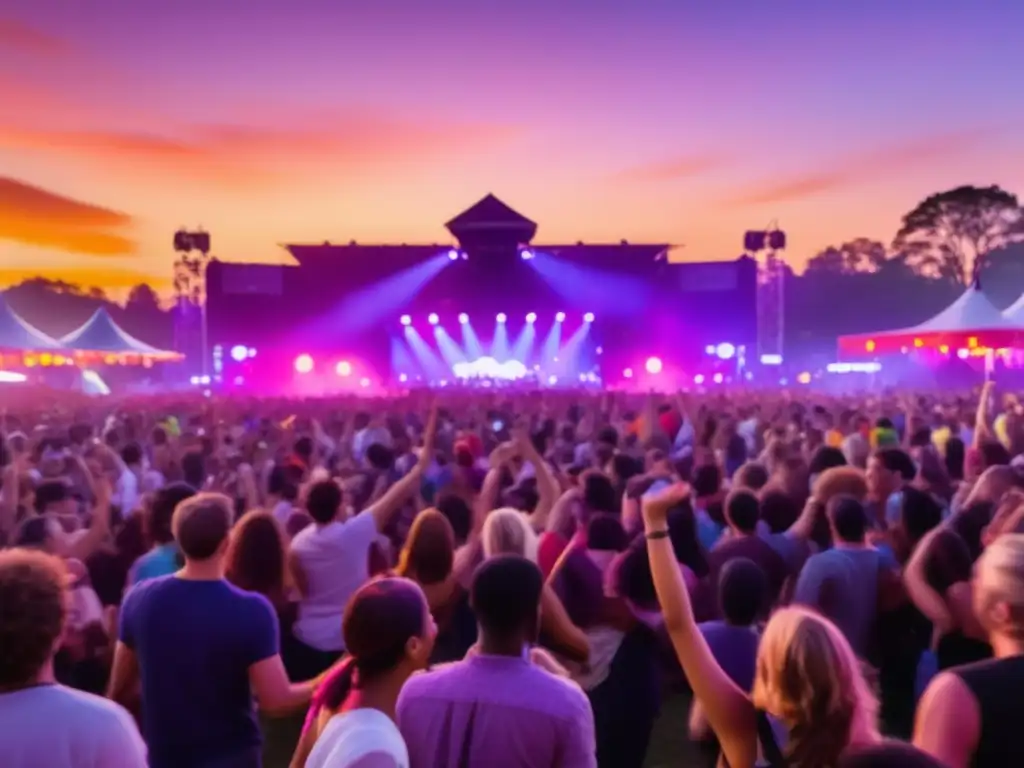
[126,283,161,313]
[894,185,1024,284]
[805,238,888,275]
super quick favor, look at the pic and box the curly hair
[0,548,67,688]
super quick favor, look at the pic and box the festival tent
[838,283,1024,356]
[60,308,183,363]
[0,295,63,352]
[1002,291,1024,325]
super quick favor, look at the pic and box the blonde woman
[482,507,540,563]
[914,534,1024,768]
[643,483,879,767]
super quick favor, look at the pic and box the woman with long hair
[395,509,476,664]
[225,510,298,678]
[226,511,292,614]
[290,577,435,768]
[644,483,880,767]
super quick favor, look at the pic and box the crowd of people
[2,382,1024,767]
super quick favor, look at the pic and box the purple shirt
[397,654,597,768]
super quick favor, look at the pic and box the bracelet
[645,529,670,540]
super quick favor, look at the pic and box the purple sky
[1,0,1021,294]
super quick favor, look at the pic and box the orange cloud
[0,114,521,187]
[613,154,728,182]
[719,129,992,207]
[0,177,135,256]
[0,18,70,57]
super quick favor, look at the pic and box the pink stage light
[294,354,314,374]
[335,360,352,377]
[645,356,663,375]
[623,368,634,379]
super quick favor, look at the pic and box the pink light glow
[294,354,314,374]
[645,356,663,375]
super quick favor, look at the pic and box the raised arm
[903,526,955,634]
[973,381,993,449]
[643,484,757,768]
[365,401,438,532]
[68,474,113,563]
[518,428,558,532]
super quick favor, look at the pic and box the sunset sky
[2,0,1022,298]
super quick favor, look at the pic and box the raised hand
[641,482,690,528]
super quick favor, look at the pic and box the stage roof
[283,193,668,267]
[445,193,536,231]
[284,242,670,267]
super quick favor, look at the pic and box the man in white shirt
[0,548,147,767]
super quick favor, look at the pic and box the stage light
[458,313,469,324]
[400,315,412,326]
[797,371,812,384]
[360,377,371,387]
[548,375,558,385]
[247,347,257,358]
[335,360,352,377]
[715,343,736,360]
[623,368,633,378]
[760,354,782,365]
[526,312,536,323]
[555,312,566,322]
[520,249,534,260]
[428,313,440,325]
[399,373,408,382]
[496,313,506,323]
[0,371,28,383]
[826,362,882,373]
[705,345,716,355]
[230,345,247,362]
[713,373,724,384]
[694,374,705,385]
[584,312,594,323]
[233,376,244,386]
[294,354,314,374]
[645,356,663,375]
[957,348,969,359]
[448,249,459,261]
[189,375,200,385]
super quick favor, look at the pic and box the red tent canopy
[839,285,1024,356]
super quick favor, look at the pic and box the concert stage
[204,195,756,393]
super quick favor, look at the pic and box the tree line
[786,185,1024,352]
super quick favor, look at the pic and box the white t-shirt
[306,708,409,768]
[112,467,139,516]
[292,511,379,651]
[0,684,147,767]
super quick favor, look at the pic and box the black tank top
[936,631,991,671]
[952,655,1024,767]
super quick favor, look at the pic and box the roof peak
[445,194,537,239]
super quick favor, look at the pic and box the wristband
[645,529,670,540]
